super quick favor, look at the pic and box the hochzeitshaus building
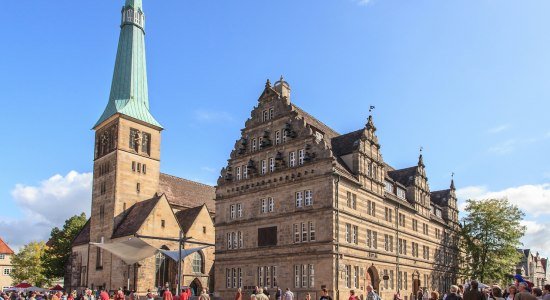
[214,79,461,300]
[67,0,216,294]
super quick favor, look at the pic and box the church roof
[112,195,162,239]
[159,173,216,213]
[0,237,14,254]
[94,0,162,129]
[72,219,91,246]
[175,205,208,234]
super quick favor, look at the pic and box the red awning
[14,283,32,289]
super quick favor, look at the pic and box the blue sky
[0,0,549,253]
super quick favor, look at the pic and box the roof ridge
[160,173,213,188]
[291,104,340,136]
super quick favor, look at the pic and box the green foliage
[42,213,87,279]
[11,241,50,287]
[460,198,525,284]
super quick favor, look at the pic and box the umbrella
[49,285,64,291]
[14,283,32,289]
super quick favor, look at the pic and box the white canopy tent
[160,246,209,262]
[91,237,158,265]
[91,238,208,264]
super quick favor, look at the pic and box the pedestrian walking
[515,283,536,300]
[198,289,209,300]
[275,287,282,300]
[464,281,486,300]
[489,286,504,300]
[446,285,463,300]
[532,289,543,300]
[255,289,268,300]
[319,289,332,300]
[366,286,380,300]
[235,288,243,300]
[283,289,294,300]
[430,292,439,300]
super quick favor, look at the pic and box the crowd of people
[3,279,550,300]
[0,286,212,300]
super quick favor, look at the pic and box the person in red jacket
[163,288,173,300]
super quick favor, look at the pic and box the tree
[11,241,50,287]
[42,213,87,279]
[460,198,525,284]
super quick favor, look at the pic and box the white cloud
[356,0,373,5]
[520,220,550,257]
[193,110,233,122]
[487,124,510,134]
[1,171,92,250]
[457,183,550,257]
[456,183,550,217]
[487,139,516,155]
[201,166,217,173]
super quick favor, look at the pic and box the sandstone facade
[0,238,14,291]
[214,79,461,300]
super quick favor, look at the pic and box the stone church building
[214,79,461,300]
[66,0,216,294]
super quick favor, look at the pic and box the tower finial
[265,79,271,88]
[418,147,424,167]
[450,172,456,190]
[369,105,375,115]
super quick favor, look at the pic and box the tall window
[261,160,267,175]
[298,149,305,165]
[269,108,274,119]
[243,164,248,179]
[252,138,257,152]
[309,222,316,241]
[294,224,300,243]
[346,224,351,243]
[263,110,269,122]
[275,131,280,145]
[347,192,357,209]
[295,191,303,207]
[230,204,236,219]
[301,223,308,242]
[237,203,243,218]
[413,219,418,231]
[192,252,203,273]
[236,167,241,181]
[142,132,151,155]
[304,190,313,206]
[129,128,139,152]
[354,266,359,288]
[269,157,275,172]
[96,237,104,269]
[368,200,376,216]
[345,265,351,288]
[352,225,358,244]
[268,197,274,212]
[261,199,268,214]
[289,151,296,167]
[294,265,300,288]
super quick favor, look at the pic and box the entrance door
[413,279,421,300]
[190,278,202,296]
[367,266,380,293]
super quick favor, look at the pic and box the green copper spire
[94,0,162,129]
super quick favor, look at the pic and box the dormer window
[263,110,269,122]
[385,181,394,194]
[397,187,406,199]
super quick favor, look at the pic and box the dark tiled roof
[175,205,206,234]
[431,189,451,206]
[72,219,91,246]
[387,167,417,186]
[292,105,340,139]
[331,129,363,156]
[159,173,216,213]
[0,237,14,254]
[112,196,161,239]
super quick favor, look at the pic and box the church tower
[89,0,162,289]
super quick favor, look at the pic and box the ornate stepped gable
[218,77,458,222]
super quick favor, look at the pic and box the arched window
[192,252,204,273]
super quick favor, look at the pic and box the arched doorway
[367,265,380,293]
[189,278,202,296]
